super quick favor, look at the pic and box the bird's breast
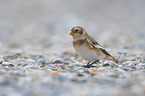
[73,39,86,47]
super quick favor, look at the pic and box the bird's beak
[70,31,74,36]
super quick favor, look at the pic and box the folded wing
[87,38,118,63]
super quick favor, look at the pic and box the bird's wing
[87,38,118,63]
[87,36,103,47]
[90,44,112,57]
[86,37,111,57]
[87,38,114,57]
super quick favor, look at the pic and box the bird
[70,26,118,68]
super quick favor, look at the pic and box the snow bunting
[70,26,118,68]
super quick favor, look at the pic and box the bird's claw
[83,64,95,68]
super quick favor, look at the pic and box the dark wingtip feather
[114,59,119,63]
[112,58,119,64]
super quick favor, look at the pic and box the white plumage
[74,43,105,61]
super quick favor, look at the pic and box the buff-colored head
[70,26,87,40]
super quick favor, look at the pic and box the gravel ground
[0,0,145,96]
[0,51,145,96]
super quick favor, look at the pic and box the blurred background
[0,0,145,54]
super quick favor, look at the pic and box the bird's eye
[75,29,78,32]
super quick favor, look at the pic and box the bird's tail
[113,58,119,64]
[111,56,119,64]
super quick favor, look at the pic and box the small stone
[30,66,39,69]
[75,63,82,67]
[0,58,4,64]
[8,64,14,67]
[131,66,136,70]
[20,53,30,58]
[50,72,59,75]
[53,60,63,64]
[123,66,130,71]
[142,59,145,63]
[25,71,43,76]
[138,63,145,67]
[57,69,63,72]
[18,63,28,66]
[63,62,69,65]
[136,66,144,70]
[88,68,98,74]
[77,73,84,76]
[3,54,19,60]
[27,59,36,63]
[67,59,73,61]
[98,67,107,71]
[2,62,13,66]
[128,62,135,66]
[39,58,51,64]
[40,64,46,67]
[130,58,136,61]
[103,63,110,66]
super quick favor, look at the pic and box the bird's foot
[86,64,92,68]
[83,60,99,68]
[82,64,92,68]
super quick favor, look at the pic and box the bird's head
[70,26,87,40]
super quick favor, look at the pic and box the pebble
[39,58,51,64]
[103,63,110,66]
[0,58,4,64]
[138,63,145,67]
[53,60,63,64]
[142,59,145,63]
[50,71,59,76]
[123,66,131,71]
[89,69,98,75]
[63,62,69,65]
[2,62,13,66]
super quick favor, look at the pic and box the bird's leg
[86,61,91,68]
[86,60,99,68]
[89,60,99,67]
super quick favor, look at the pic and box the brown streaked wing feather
[91,44,116,59]
[87,36,103,47]
[86,36,113,57]
[90,43,111,57]
[87,37,118,63]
